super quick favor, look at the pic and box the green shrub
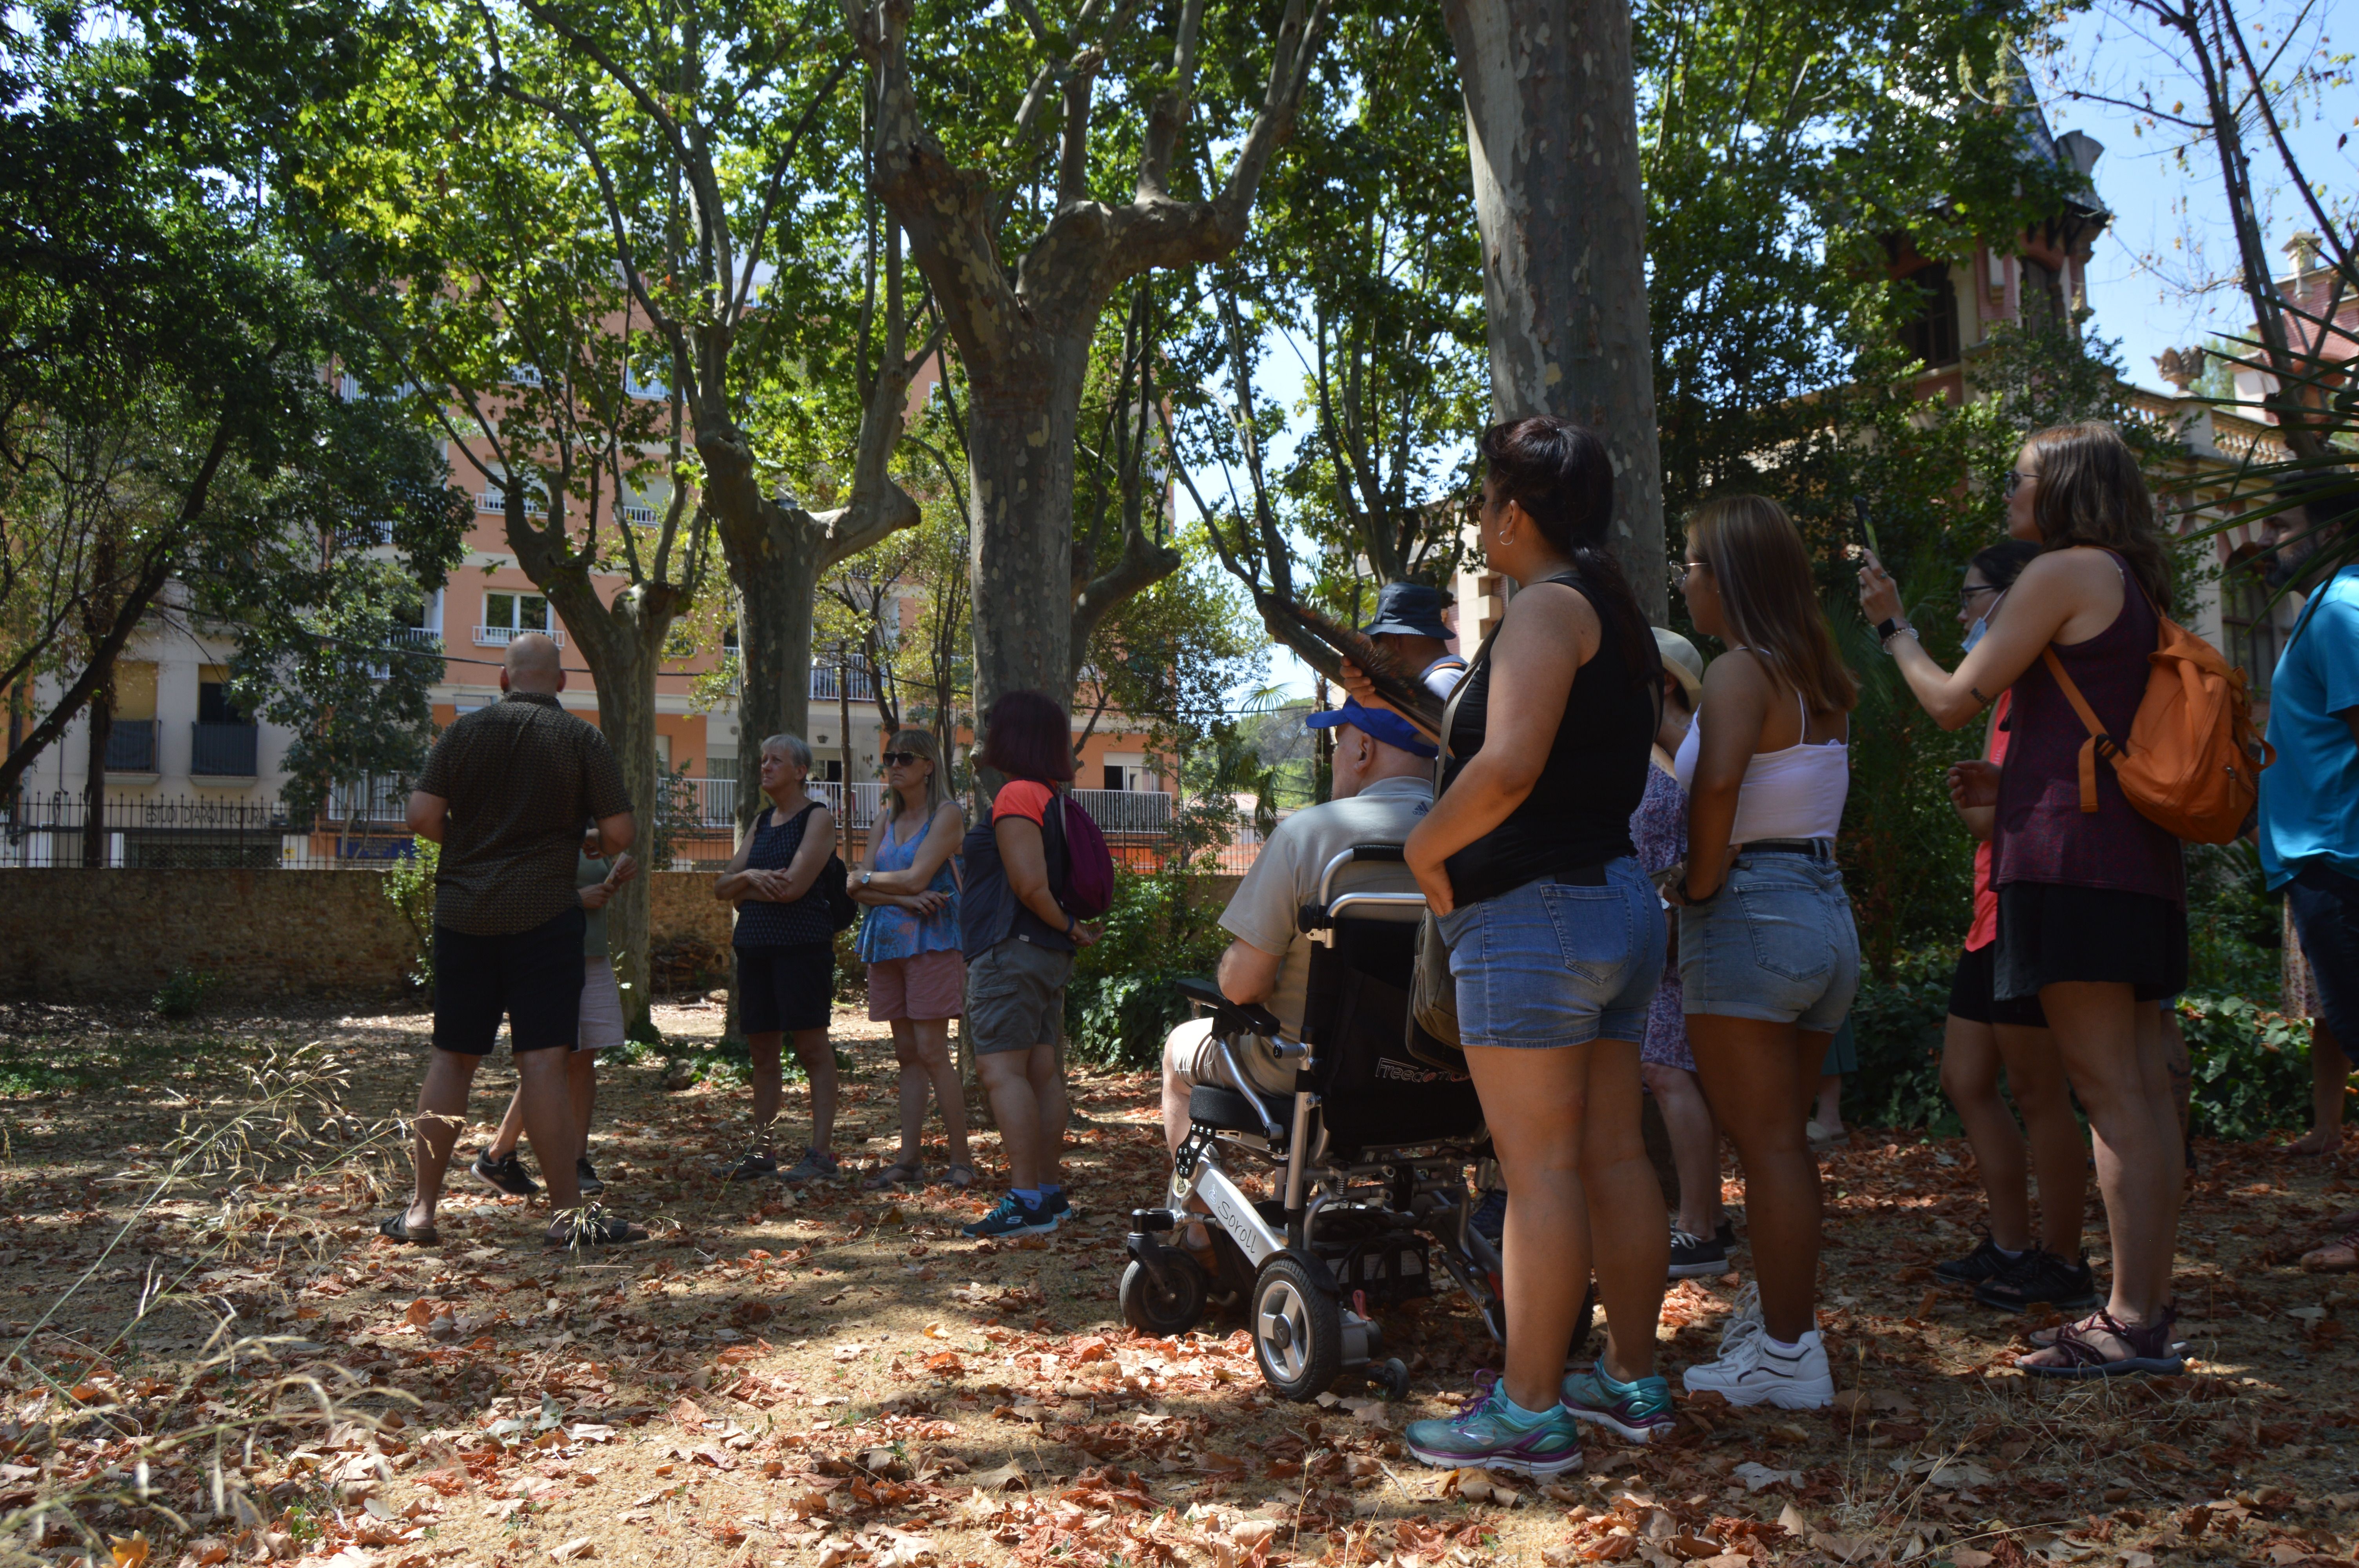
[1846,945,1957,1132]
[152,967,220,1020]
[2179,994,2320,1142]
[381,837,440,991]
[1064,869,1233,1069]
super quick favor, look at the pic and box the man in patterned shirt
[391,633,645,1247]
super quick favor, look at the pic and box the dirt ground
[2,1000,2356,1568]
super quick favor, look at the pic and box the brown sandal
[2301,1229,2359,1273]
[863,1159,923,1191]
[2019,1307,2183,1377]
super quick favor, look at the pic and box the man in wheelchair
[1127,699,1544,1403]
[1158,696,1435,1186]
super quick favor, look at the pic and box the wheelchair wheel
[1252,1252,1342,1402]
[1120,1254,1210,1336]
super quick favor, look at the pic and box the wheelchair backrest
[1299,899,1484,1152]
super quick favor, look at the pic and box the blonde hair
[1685,494,1859,714]
[759,733,812,771]
[885,728,949,818]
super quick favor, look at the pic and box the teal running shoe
[1404,1373,1585,1478]
[1559,1363,1676,1444]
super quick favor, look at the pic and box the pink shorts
[866,948,966,1022]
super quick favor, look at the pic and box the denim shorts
[1678,848,1860,1032]
[1436,857,1666,1048]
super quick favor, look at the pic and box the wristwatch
[1876,618,1918,652]
[858,870,872,889]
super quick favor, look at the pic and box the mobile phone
[1850,495,1882,561]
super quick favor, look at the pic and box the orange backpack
[2039,604,2274,846]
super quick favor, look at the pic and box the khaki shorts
[966,937,1070,1055]
[1162,1015,1294,1098]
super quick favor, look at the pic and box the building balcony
[389,627,443,651]
[104,720,160,775]
[191,722,260,779]
[473,624,566,648]
[809,659,878,703]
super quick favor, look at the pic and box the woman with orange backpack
[1857,421,2194,1379]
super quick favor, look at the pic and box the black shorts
[737,942,834,1034]
[1993,883,2188,1004]
[1947,942,2049,1027]
[434,907,588,1056]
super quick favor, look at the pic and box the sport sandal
[2018,1307,2183,1377]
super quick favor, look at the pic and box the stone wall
[0,869,736,1002]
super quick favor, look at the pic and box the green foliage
[2179,995,2317,1143]
[1063,870,1234,1069]
[152,967,221,1021]
[1845,946,1957,1132]
[381,837,440,993]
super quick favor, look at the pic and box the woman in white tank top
[1663,495,1862,1412]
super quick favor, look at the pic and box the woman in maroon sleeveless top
[1856,421,2186,1378]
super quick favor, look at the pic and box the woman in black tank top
[1369,419,1675,1469]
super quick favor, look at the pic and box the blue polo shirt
[2259,565,2359,888]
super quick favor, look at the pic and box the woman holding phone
[1857,420,2186,1377]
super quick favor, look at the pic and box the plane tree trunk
[848,0,1327,715]
[1443,0,1666,619]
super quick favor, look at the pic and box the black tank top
[1442,570,1659,905]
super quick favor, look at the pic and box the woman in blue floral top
[1632,629,1730,1278]
[852,729,973,1189]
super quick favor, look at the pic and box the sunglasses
[1957,582,2001,608]
[880,751,924,768]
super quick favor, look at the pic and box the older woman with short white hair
[714,733,840,1184]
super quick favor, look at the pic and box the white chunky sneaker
[1717,1281,1765,1355]
[1682,1326,1834,1410]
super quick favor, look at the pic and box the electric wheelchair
[1118,843,1593,1402]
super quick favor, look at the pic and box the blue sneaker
[1559,1363,1676,1444]
[963,1191,1058,1240]
[1039,1190,1072,1221]
[1404,1374,1584,1477]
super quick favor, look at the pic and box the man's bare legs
[406,1047,581,1235]
[2294,1017,2348,1156]
[1642,1062,1724,1240]
[889,1018,970,1170]
[488,1051,598,1169]
[976,1043,1065,1191]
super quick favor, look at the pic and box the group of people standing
[375,409,2348,1479]
[382,627,1111,1251]
[1339,413,2241,1479]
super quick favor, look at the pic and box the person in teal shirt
[2257,508,2359,1187]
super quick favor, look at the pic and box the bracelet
[1879,624,1920,654]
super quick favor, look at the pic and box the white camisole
[1674,672,1850,844]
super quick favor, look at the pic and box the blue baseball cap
[1305,697,1438,759]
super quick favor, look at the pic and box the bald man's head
[503,632,564,694]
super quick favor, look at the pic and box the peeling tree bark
[1443,0,1666,620]
[848,0,1325,714]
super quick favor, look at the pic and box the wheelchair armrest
[1173,975,1284,1039]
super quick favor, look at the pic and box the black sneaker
[1715,1217,1736,1249]
[1038,1190,1072,1221]
[723,1151,778,1182]
[1934,1233,2019,1287]
[575,1156,605,1196]
[472,1149,539,1198]
[1668,1225,1728,1279]
[1973,1249,2102,1314]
